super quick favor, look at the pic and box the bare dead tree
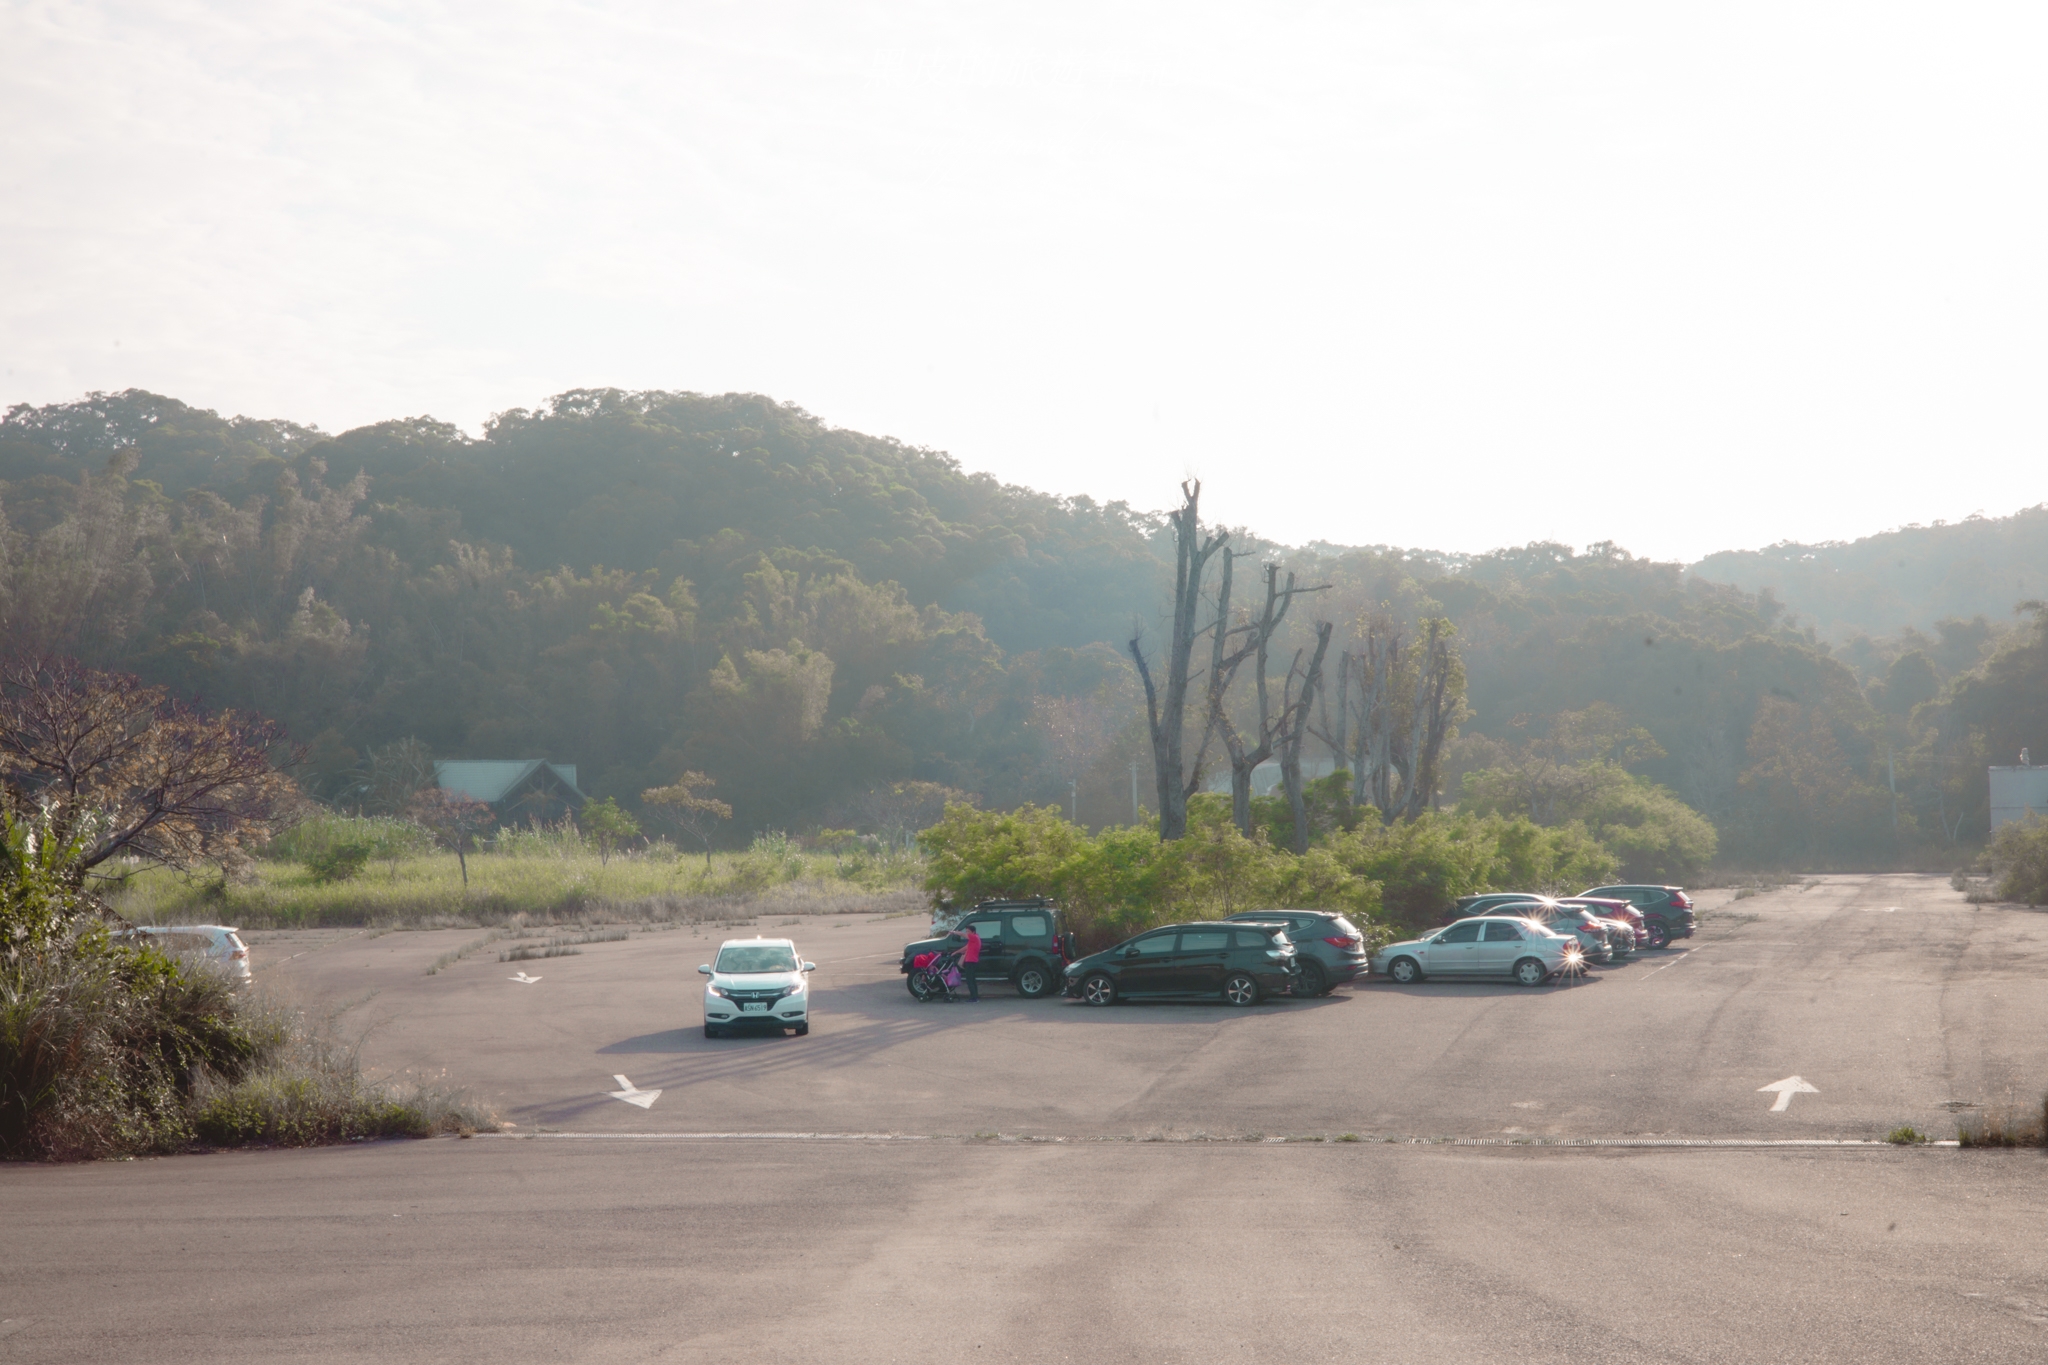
[1359,622,1400,814]
[1313,617,1400,816]
[1277,621,1335,853]
[1130,481,1227,841]
[1399,619,1460,820]
[1205,555,1327,836]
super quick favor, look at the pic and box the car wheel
[1223,972,1260,1007]
[1513,957,1549,987]
[1080,973,1117,1007]
[1644,919,1670,950]
[794,1021,809,1036]
[1290,959,1327,998]
[1387,956,1422,985]
[704,1023,721,1039]
[1015,963,1054,998]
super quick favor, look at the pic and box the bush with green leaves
[1461,762,1717,885]
[306,841,374,883]
[922,796,1623,949]
[267,814,430,864]
[3,805,490,1160]
[920,797,1380,951]
[1986,814,2048,906]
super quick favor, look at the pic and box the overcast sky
[3,2,2043,562]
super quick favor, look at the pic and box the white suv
[699,937,815,1038]
[121,924,253,986]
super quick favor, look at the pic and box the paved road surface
[6,1138,2047,1363]
[5,874,2047,1361]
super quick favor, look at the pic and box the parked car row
[1374,883,1698,985]
[705,886,1700,1037]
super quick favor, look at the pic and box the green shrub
[193,1073,433,1146]
[1986,815,2048,906]
[268,814,427,864]
[1885,1126,1927,1145]
[1461,762,1716,884]
[921,798,1381,952]
[3,942,490,1160]
[0,944,257,1160]
[920,798,1629,946]
[306,841,374,883]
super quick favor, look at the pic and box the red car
[1558,897,1645,949]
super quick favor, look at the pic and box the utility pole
[1130,760,1140,822]
[1070,778,1079,826]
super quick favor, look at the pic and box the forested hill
[3,387,2039,866]
[0,387,1166,655]
[1690,508,2048,644]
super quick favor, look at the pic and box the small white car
[120,924,253,986]
[699,937,815,1038]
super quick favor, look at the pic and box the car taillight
[1671,892,1692,910]
[1323,936,1361,948]
[231,949,248,959]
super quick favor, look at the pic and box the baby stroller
[907,947,965,1002]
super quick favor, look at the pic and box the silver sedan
[1371,916,1583,987]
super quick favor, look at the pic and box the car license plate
[742,1002,767,1013]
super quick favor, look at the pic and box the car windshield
[715,944,799,974]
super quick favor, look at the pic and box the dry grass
[1955,1093,2048,1148]
[105,847,927,930]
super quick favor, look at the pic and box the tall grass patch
[2,950,492,1161]
[108,837,925,930]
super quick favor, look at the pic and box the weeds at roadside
[495,926,632,962]
[425,929,510,975]
[1955,1092,2048,1148]
[1729,872,1818,901]
[1886,1126,1928,1145]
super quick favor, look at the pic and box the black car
[1448,892,1555,923]
[899,899,1072,999]
[1579,884,1696,948]
[1222,910,1367,995]
[1061,922,1297,1007]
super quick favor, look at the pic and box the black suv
[1579,884,1696,948]
[1222,910,1367,995]
[1061,921,1297,1007]
[899,899,1072,999]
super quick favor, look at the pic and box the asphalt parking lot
[5,874,2047,1364]
[242,873,2048,1142]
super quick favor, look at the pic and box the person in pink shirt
[951,922,981,1002]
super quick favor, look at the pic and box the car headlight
[708,984,731,999]
[1064,963,1081,974]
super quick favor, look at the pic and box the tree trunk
[1204,557,1323,837]
[1280,622,1334,853]
[1400,619,1459,821]
[1131,480,1227,841]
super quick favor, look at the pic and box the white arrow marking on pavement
[1758,1076,1819,1113]
[509,971,542,984]
[608,1075,661,1109]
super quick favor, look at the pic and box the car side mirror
[801,962,816,972]
[697,965,712,975]
[1123,947,1141,957]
